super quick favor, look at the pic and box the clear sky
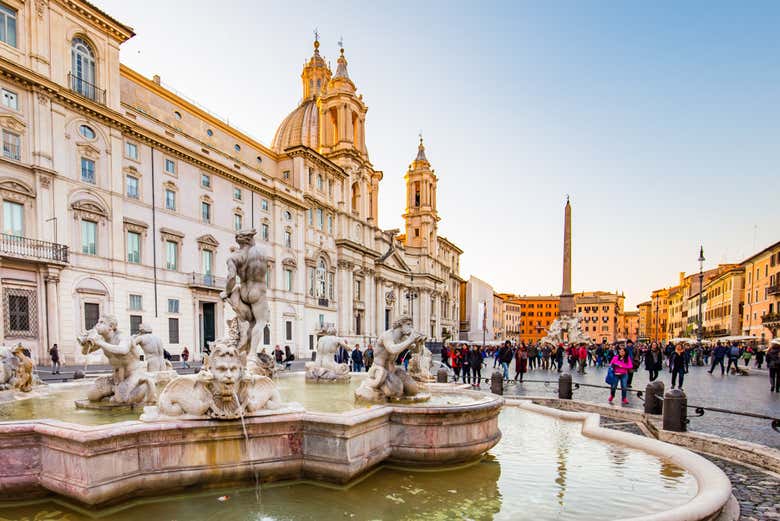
[96,0,780,309]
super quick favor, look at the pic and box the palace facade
[0,0,462,363]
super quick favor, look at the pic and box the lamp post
[697,246,705,348]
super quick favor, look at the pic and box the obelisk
[559,196,574,317]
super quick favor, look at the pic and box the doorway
[201,302,215,352]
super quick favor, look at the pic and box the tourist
[363,345,374,371]
[567,345,577,370]
[181,346,190,368]
[493,346,501,368]
[541,345,551,370]
[514,344,528,382]
[49,343,60,375]
[608,345,633,404]
[441,344,450,368]
[468,344,483,387]
[461,345,471,384]
[577,343,588,374]
[351,344,363,372]
[595,342,605,368]
[709,341,727,375]
[726,343,741,374]
[335,343,349,366]
[742,345,753,367]
[283,346,294,370]
[766,342,780,393]
[664,342,674,370]
[499,340,513,379]
[528,343,538,370]
[555,344,564,372]
[274,345,284,365]
[702,343,711,366]
[755,345,765,369]
[670,343,688,390]
[626,340,638,387]
[451,346,462,381]
[644,342,663,382]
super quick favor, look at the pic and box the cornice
[54,0,135,43]
[335,238,380,259]
[284,145,346,178]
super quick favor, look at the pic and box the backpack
[729,346,740,357]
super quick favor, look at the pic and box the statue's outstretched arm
[96,336,132,356]
[384,332,420,356]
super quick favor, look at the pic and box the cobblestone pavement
[598,418,780,521]
[494,362,780,448]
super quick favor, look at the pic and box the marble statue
[254,346,277,378]
[354,316,427,402]
[305,327,351,382]
[220,229,272,370]
[132,323,173,372]
[0,344,36,392]
[141,323,284,421]
[407,335,434,383]
[77,315,157,405]
[540,314,591,347]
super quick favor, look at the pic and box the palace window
[79,219,97,255]
[0,4,17,47]
[165,189,176,210]
[284,230,292,248]
[284,210,292,221]
[201,201,211,223]
[126,231,141,263]
[261,198,268,211]
[2,130,20,160]
[129,294,142,311]
[286,321,292,341]
[126,175,139,198]
[165,159,176,174]
[261,223,269,241]
[168,299,179,313]
[234,213,242,231]
[124,141,138,160]
[84,302,99,331]
[1,88,17,110]
[2,200,23,236]
[78,124,95,140]
[316,208,323,229]
[165,240,178,270]
[317,174,323,191]
[5,290,31,334]
[327,214,333,234]
[168,318,179,344]
[71,38,96,98]
[202,249,213,276]
[284,268,293,291]
[201,173,211,188]
[316,259,327,298]
[233,187,242,200]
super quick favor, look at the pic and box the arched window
[71,38,96,98]
[263,324,270,345]
[351,182,360,213]
[316,259,327,298]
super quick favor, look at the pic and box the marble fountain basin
[0,374,502,506]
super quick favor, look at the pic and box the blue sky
[96,0,780,308]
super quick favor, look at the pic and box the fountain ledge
[0,387,502,506]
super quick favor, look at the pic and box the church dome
[271,99,319,152]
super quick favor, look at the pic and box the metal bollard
[490,370,504,395]
[558,373,572,399]
[662,388,687,432]
[437,367,449,383]
[644,381,664,415]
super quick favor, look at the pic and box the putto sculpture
[305,326,351,382]
[354,316,428,403]
[0,344,36,392]
[141,322,285,421]
[77,315,156,405]
[407,335,434,383]
[220,229,272,372]
[132,323,177,383]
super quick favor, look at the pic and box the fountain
[0,228,734,520]
[305,326,351,382]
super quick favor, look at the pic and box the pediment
[0,178,34,198]
[0,114,26,133]
[71,199,108,217]
[76,142,101,160]
[381,250,411,272]
[196,234,219,248]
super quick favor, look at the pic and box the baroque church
[0,0,462,363]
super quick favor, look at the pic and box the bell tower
[403,136,439,252]
[301,32,331,100]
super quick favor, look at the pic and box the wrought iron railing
[0,233,68,263]
[68,73,106,105]
[762,312,780,324]
[189,272,225,289]
[767,285,780,296]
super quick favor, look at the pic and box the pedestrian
[514,344,528,382]
[644,342,663,382]
[555,344,564,372]
[283,345,295,370]
[351,344,363,372]
[726,343,741,374]
[755,345,765,369]
[468,344,483,387]
[541,345,551,370]
[492,346,501,368]
[499,340,513,379]
[766,341,780,393]
[441,344,450,368]
[461,345,471,384]
[595,342,605,368]
[181,346,190,368]
[363,344,374,371]
[664,342,674,370]
[742,346,753,367]
[608,346,633,405]
[576,343,588,375]
[274,345,284,365]
[528,343,538,370]
[451,346,462,381]
[49,343,60,374]
[709,341,727,375]
[670,343,688,390]
[336,343,349,366]
[626,340,639,387]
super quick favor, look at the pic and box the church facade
[0,0,462,363]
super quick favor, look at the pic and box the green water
[0,374,490,425]
[0,407,697,520]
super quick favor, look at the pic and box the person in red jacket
[577,344,588,375]
[608,346,633,404]
[514,344,528,382]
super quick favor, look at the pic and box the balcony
[188,272,225,291]
[0,233,68,263]
[768,285,780,296]
[68,73,106,105]
[762,313,780,326]
[318,298,329,307]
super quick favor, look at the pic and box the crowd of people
[439,338,780,399]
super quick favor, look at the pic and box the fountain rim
[504,399,733,521]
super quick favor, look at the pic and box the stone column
[560,198,574,317]
[44,269,61,356]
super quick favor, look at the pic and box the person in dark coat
[766,342,780,393]
[670,343,688,389]
[644,342,663,382]
[49,343,60,374]
[351,344,363,372]
[499,341,513,379]
[468,345,483,387]
[514,344,528,382]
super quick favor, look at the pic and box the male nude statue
[354,315,424,402]
[78,315,156,404]
[132,323,172,372]
[219,229,272,367]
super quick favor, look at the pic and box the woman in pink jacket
[609,346,633,404]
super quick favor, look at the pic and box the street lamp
[697,246,705,348]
